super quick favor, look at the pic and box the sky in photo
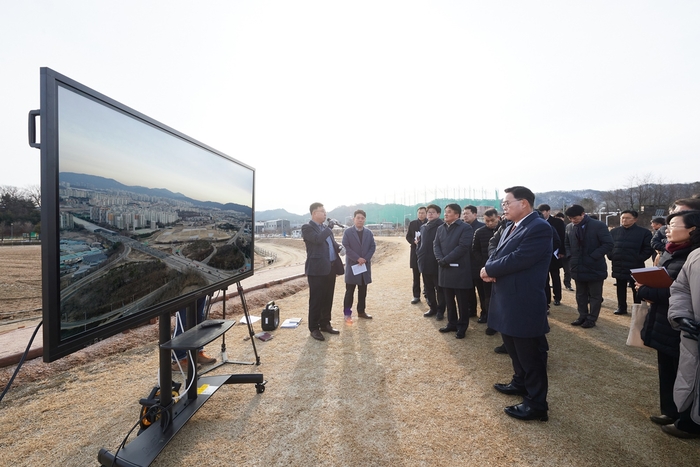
[1,1,698,214]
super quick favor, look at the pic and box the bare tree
[24,184,41,208]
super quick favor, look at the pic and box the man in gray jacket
[564,204,613,328]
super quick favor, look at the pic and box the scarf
[574,214,590,246]
[666,241,691,254]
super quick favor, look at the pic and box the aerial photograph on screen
[55,85,254,338]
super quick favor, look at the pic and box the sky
[1,1,699,215]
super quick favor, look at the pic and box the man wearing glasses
[481,186,552,421]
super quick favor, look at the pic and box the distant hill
[61,172,252,216]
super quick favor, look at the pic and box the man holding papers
[342,210,376,321]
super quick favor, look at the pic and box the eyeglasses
[501,199,522,208]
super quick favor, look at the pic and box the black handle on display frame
[28,109,40,149]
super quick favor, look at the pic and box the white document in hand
[352,263,367,275]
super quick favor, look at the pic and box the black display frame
[36,67,255,362]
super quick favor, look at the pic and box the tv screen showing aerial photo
[52,81,254,345]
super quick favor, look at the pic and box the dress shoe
[411,297,421,304]
[504,403,548,421]
[485,327,497,336]
[357,312,373,319]
[320,325,340,334]
[571,317,586,326]
[477,316,488,324]
[171,358,201,372]
[435,313,444,321]
[197,350,217,364]
[439,326,457,333]
[581,320,596,328]
[649,414,675,425]
[310,329,325,341]
[456,329,466,339]
[494,344,508,354]
[661,424,700,439]
[553,300,561,306]
[494,383,528,396]
[423,310,437,317]
[613,308,628,315]
[565,285,574,291]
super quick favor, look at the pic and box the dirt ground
[1,238,699,466]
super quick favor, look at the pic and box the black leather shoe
[565,286,574,291]
[411,297,421,304]
[581,320,596,328]
[320,326,340,334]
[571,317,586,326]
[650,414,675,425]
[310,329,325,341]
[423,310,437,317]
[504,403,548,421]
[553,300,561,306]
[613,308,628,315]
[485,327,497,336]
[494,383,528,396]
[435,313,444,321]
[661,424,700,439]
[494,344,507,354]
[439,326,457,333]
[357,312,373,319]
[477,316,488,324]
[456,329,466,339]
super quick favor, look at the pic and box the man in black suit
[481,186,553,421]
[463,205,485,318]
[302,202,343,341]
[416,204,446,320]
[406,207,427,304]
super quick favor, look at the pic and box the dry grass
[0,238,698,466]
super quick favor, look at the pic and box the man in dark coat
[564,204,613,328]
[481,186,552,421]
[342,209,376,321]
[538,204,566,307]
[434,203,473,339]
[417,204,446,319]
[302,202,344,341]
[607,210,653,315]
[463,205,485,318]
[472,208,500,332]
[406,207,427,304]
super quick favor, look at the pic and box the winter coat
[607,224,653,280]
[433,218,473,289]
[668,248,700,425]
[342,227,376,285]
[416,218,444,275]
[485,213,552,338]
[406,218,426,269]
[638,246,691,356]
[565,216,613,282]
[472,224,497,270]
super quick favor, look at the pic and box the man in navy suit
[481,186,552,421]
[302,202,343,341]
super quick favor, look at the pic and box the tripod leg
[237,281,261,365]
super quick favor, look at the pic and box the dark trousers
[501,333,549,412]
[561,257,572,288]
[422,272,445,314]
[307,272,336,331]
[616,278,639,311]
[344,283,368,312]
[657,350,680,418]
[545,265,562,304]
[575,279,604,322]
[411,267,422,298]
[443,287,470,331]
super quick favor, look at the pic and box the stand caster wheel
[255,382,266,394]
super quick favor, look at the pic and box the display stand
[201,281,260,373]
[97,282,265,467]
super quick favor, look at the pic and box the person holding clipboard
[342,210,376,322]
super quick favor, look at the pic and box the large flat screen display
[37,68,255,362]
